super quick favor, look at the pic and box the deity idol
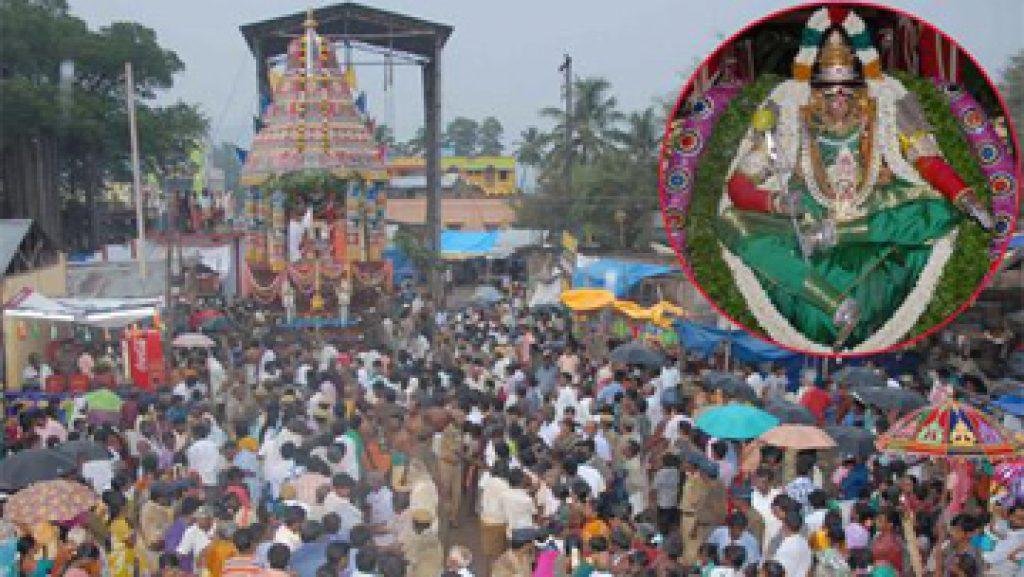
[716,10,992,351]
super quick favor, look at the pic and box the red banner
[124,329,166,391]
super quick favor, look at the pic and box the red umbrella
[877,400,1024,461]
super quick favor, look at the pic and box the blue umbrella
[695,403,780,440]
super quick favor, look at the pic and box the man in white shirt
[750,469,783,554]
[575,460,607,498]
[177,506,215,572]
[186,424,223,487]
[501,469,537,537]
[772,509,812,577]
[983,504,1024,576]
[273,506,305,550]
[478,465,510,558]
[319,342,339,373]
[319,473,364,540]
[258,345,276,384]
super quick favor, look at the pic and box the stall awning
[572,258,676,297]
[3,288,162,328]
[440,229,546,260]
[440,231,498,259]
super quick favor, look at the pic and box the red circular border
[657,0,1023,359]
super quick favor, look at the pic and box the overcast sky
[68,0,1023,150]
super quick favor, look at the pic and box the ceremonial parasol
[4,480,99,525]
[695,404,779,440]
[852,386,927,413]
[759,424,836,450]
[877,400,1024,460]
[172,332,216,348]
[610,340,666,368]
[766,399,817,425]
[0,449,77,491]
[825,426,877,459]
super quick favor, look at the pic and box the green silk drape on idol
[717,130,960,347]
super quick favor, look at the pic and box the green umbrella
[83,389,122,412]
[695,403,780,440]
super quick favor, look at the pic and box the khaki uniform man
[403,509,444,577]
[436,418,464,526]
[492,529,535,577]
[679,460,726,564]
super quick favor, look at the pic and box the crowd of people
[1,289,1022,577]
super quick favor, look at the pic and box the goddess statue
[717,10,991,351]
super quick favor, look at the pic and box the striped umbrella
[877,400,1024,461]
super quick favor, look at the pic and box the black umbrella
[825,426,876,459]
[852,386,927,413]
[834,366,886,388]
[766,399,816,425]
[54,440,111,462]
[0,449,77,491]
[701,372,759,403]
[610,341,666,368]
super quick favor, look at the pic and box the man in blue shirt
[706,511,762,569]
[289,520,329,577]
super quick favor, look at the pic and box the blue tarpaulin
[572,259,676,297]
[440,231,499,258]
[383,247,419,288]
[674,320,922,390]
[1009,233,1024,250]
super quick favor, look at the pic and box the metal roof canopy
[239,3,451,62]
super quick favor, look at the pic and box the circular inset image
[659,2,1020,356]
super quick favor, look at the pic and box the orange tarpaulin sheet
[560,288,616,311]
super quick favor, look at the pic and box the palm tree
[540,76,623,165]
[515,127,548,166]
[611,107,661,163]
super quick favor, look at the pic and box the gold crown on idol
[812,31,863,86]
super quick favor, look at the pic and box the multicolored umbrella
[695,403,779,440]
[4,480,99,525]
[759,424,836,450]
[877,401,1024,461]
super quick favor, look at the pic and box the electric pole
[126,61,147,279]
[559,54,573,202]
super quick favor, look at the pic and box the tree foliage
[0,0,207,247]
[477,116,504,155]
[443,116,479,156]
[516,75,662,249]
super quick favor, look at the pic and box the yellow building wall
[2,255,68,390]
[388,156,519,196]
